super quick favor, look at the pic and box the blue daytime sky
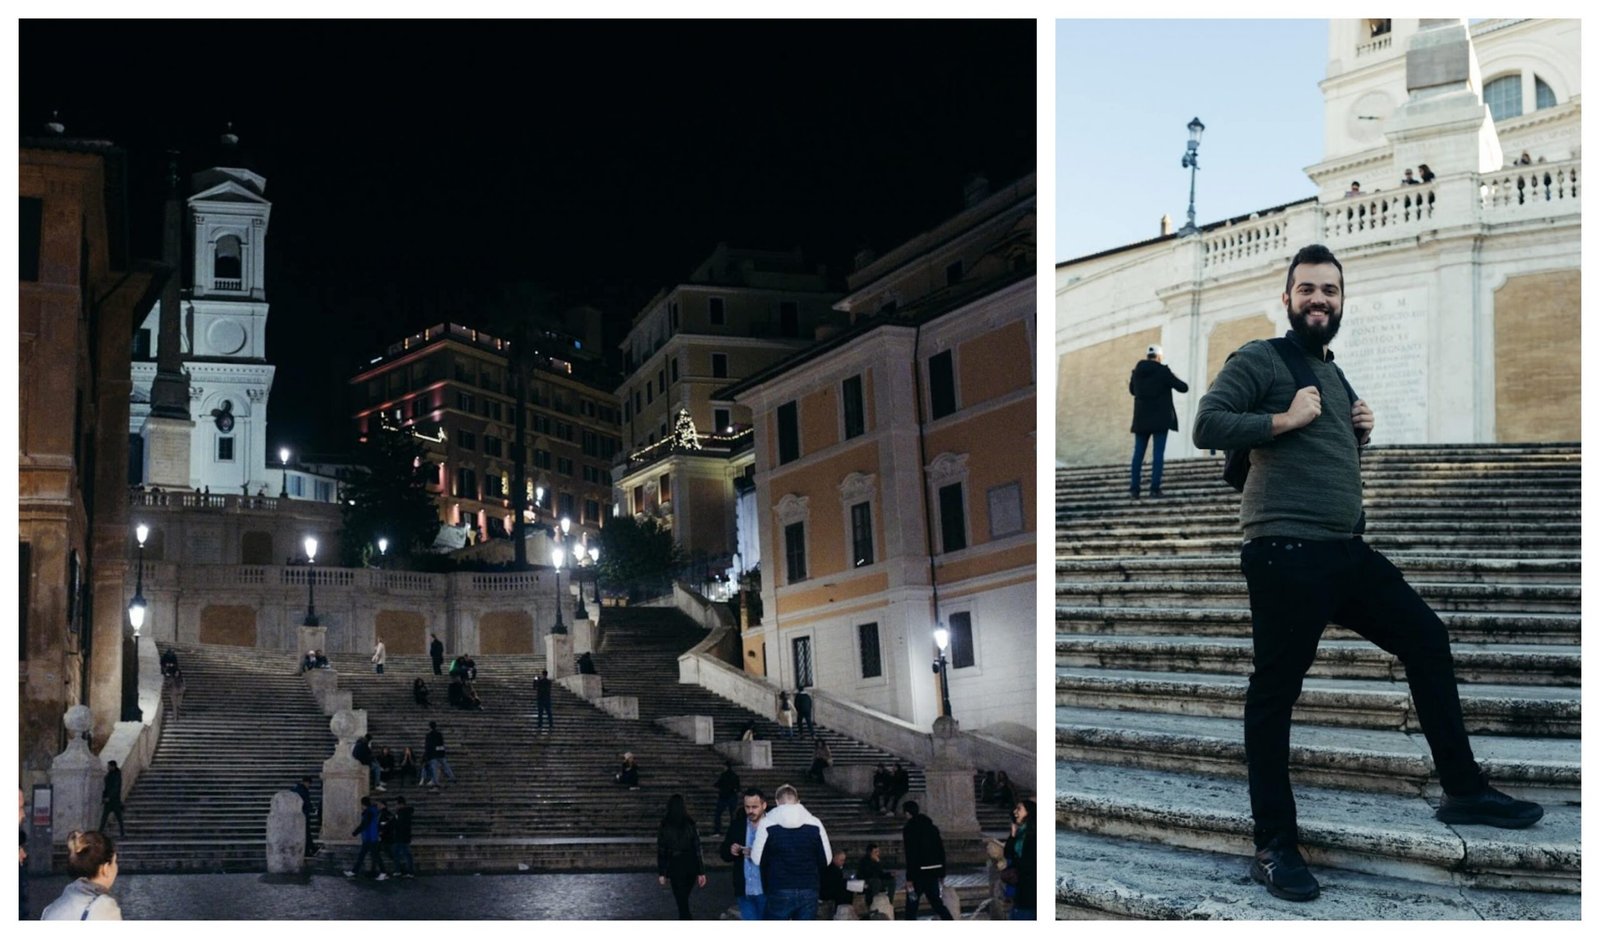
[1057,19,1329,261]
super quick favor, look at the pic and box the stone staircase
[113,643,334,872]
[1054,444,1581,919]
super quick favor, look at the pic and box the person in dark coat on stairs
[712,762,741,835]
[1128,343,1189,498]
[429,634,445,676]
[1193,243,1544,905]
[901,801,953,920]
[655,793,707,919]
[533,669,554,733]
[794,686,815,737]
[97,762,125,838]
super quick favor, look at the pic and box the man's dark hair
[866,841,879,853]
[903,801,921,816]
[300,775,312,784]
[1284,244,1344,295]
[741,787,765,801]
[360,796,371,806]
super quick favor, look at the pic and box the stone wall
[1058,328,1158,466]
[1495,270,1582,442]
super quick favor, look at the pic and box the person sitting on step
[412,677,431,707]
[614,752,640,789]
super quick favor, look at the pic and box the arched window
[1484,75,1522,123]
[214,234,242,282]
[1535,75,1557,110]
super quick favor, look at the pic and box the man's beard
[1287,300,1342,347]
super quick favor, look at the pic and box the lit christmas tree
[673,408,703,450]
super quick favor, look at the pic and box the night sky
[20,20,1036,453]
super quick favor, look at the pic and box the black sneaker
[1250,839,1320,902]
[1436,785,1544,828]
[1150,489,1164,499]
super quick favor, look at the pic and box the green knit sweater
[1193,336,1364,541]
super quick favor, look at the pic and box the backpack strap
[1267,337,1361,436]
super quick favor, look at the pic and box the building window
[945,260,963,286]
[988,482,1024,538]
[288,475,305,497]
[709,297,726,325]
[557,457,574,477]
[929,349,957,419]
[216,436,234,461]
[459,430,476,451]
[850,501,873,567]
[558,492,575,518]
[669,302,679,331]
[713,408,731,433]
[455,467,477,499]
[938,482,967,552]
[1485,74,1522,123]
[947,611,975,668]
[658,369,666,393]
[777,401,799,464]
[585,499,601,524]
[792,635,814,688]
[132,328,153,358]
[857,622,882,679]
[784,521,807,583]
[646,383,653,405]
[1536,75,1557,110]
[670,358,679,383]
[659,472,671,501]
[457,391,475,412]
[711,353,728,379]
[483,436,502,457]
[842,374,865,439]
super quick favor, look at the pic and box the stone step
[1057,538,1578,559]
[1055,606,1580,645]
[1055,581,1579,613]
[1054,636,1581,687]
[1055,555,1581,585]
[1055,828,1580,920]
[1053,706,1580,802]
[1055,761,1580,893]
[1054,668,1580,737]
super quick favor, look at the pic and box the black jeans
[1241,536,1482,848]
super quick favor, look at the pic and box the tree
[340,419,441,567]
[596,514,683,598]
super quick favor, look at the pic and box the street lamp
[588,546,601,607]
[279,447,291,498]
[1179,116,1205,235]
[123,524,149,722]
[932,625,954,720]
[573,540,590,622]
[551,545,567,635]
[377,537,388,569]
[303,536,319,627]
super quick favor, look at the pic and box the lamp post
[551,544,567,635]
[279,447,291,498]
[588,546,601,607]
[377,537,388,569]
[932,625,954,719]
[573,537,590,621]
[303,536,319,626]
[123,524,149,721]
[1179,116,1205,235]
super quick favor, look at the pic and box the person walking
[776,691,794,738]
[1002,798,1037,920]
[1193,243,1542,903]
[655,793,707,919]
[712,762,741,836]
[751,784,832,920]
[719,787,768,920]
[533,669,554,733]
[40,831,122,920]
[421,722,455,790]
[390,796,416,878]
[353,733,384,792]
[1128,343,1189,498]
[97,761,125,838]
[165,667,185,721]
[793,686,815,737]
[807,738,833,784]
[429,633,445,676]
[344,796,389,880]
[901,801,953,920]
[371,639,387,675]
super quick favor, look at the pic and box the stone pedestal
[714,739,772,769]
[569,619,597,656]
[921,716,979,834]
[298,625,328,659]
[142,416,194,490]
[545,632,574,679]
[266,790,306,873]
[304,669,336,710]
[558,674,603,700]
[319,709,367,845]
[654,715,713,744]
[47,706,104,843]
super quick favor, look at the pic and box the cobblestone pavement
[23,869,994,919]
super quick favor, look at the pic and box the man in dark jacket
[429,634,445,676]
[719,787,768,919]
[292,775,317,856]
[533,669,554,733]
[97,761,125,837]
[344,796,388,880]
[390,796,415,877]
[712,762,741,835]
[1128,343,1190,498]
[901,801,952,920]
[793,686,815,737]
[752,784,831,919]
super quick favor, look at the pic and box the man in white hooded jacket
[750,784,831,919]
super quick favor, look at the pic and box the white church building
[129,138,289,497]
[1056,18,1580,466]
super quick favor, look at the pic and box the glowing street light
[279,447,291,498]
[303,536,320,626]
[931,625,953,719]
